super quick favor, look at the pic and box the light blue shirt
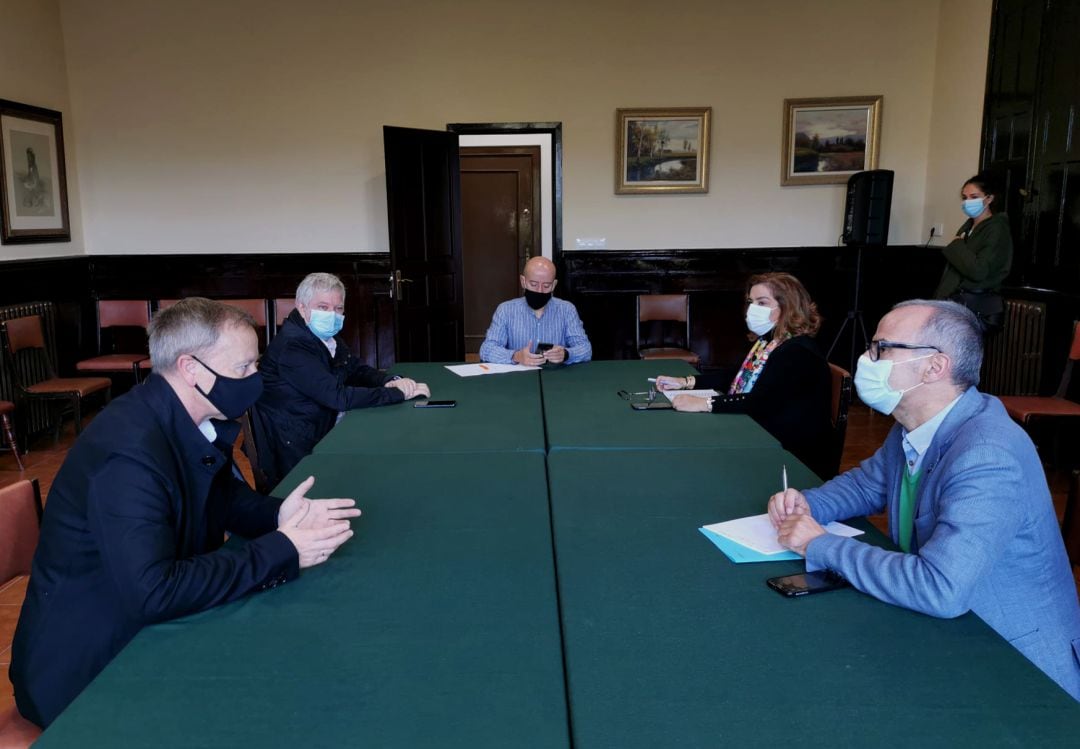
[900,393,963,474]
[479,296,592,364]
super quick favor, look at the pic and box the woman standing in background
[934,172,1013,332]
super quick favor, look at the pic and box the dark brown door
[383,126,464,362]
[459,147,541,356]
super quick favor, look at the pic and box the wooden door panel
[459,148,541,355]
[384,126,464,363]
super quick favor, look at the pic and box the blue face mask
[962,197,987,219]
[307,309,344,340]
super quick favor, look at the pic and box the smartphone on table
[413,400,457,409]
[766,570,849,597]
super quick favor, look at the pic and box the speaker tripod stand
[827,245,871,375]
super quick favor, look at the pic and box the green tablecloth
[541,360,779,451]
[39,452,569,749]
[313,362,545,454]
[547,449,1080,747]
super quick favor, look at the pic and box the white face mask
[853,353,933,415]
[746,304,776,336]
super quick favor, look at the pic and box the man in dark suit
[252,273,430,488]
[10,298,360,728]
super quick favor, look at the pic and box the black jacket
[252,309,403,488]
[698,334,835,479]
[10,374,297,728]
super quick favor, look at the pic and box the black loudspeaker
[842,169,894,246]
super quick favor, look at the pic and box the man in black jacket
[253,273,430,488]
[10,298,360,728]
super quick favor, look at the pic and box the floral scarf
[728,334,790,394]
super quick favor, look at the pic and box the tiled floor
[0,404,1076,721]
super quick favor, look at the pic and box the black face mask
[524,289,552,310]
[192,356,264,420]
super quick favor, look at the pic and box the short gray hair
[148,297,256,373]
[296,273,345,306]
[893,299,983,388]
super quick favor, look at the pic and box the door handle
[390,270,413,300]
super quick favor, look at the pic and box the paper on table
[445,363,540,377]
[661,388,719,402]
[702,513,864,556]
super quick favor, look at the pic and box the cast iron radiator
[982,299,1045,396]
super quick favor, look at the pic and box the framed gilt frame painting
[781,96,882,186]
[0,98,71,243]
[616,107,711,194]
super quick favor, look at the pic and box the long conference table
[39,362,1080,746]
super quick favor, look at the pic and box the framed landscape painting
[0,98,71,243]
[616,107,711,194]
[781,96,882,186]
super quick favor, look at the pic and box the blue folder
[699,527,802,563]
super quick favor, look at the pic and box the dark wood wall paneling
[983,0,1080,294]
[2,246,1075,391]
[0,254,395,374]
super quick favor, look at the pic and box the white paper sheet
[661,388,719,402]
[701,513,864,555]
[444,363,540,377]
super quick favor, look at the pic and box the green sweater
[934,212,1013,298]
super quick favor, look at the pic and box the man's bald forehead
[523,256,556,278]
[880,304,933,335]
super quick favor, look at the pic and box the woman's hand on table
[671,394,710,412]
[655,375,687,391]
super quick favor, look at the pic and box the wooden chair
[75,300,152,384]
[239,409,270,494]
[998,321,1080,466]
[0,478,44,747]
[636,294,700,365]
[273,298,296,327]
[0,315,111,442]
[828,364,853,478]
[0,400,25,471]
[1063,470,1080,567]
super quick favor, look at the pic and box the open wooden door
[383,126,464,362]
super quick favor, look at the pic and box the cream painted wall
[0,0,83,259]
[55,0,949,254]
[923,0,994,247]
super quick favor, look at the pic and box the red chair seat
[26,377,111,397]
[0,705,41,748]
[76,354,150,371]
[0,401,12,417]
[998,395,1080,423]
[640,347,701,365]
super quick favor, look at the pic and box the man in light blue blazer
[769,300,1080,701]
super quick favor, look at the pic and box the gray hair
[148,297,256,373]
[296,272,345,306]
[893,299,983,388]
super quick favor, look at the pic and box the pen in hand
[782,464,788,493]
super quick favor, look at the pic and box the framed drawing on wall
[781,96,882,186]
[0,99,71,243]
[616,107,711,194]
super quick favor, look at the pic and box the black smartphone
[767,571,849,597]
[535,342,555,353]
[630,399,672,411]
[413,400,457,408]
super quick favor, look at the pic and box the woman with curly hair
[655,272,835,478]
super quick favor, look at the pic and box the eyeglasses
[617,388,658,403]
[867,340,941,362]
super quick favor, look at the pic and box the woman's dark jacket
[697,334,835,479]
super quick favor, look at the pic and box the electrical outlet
[575,237,607,249]
[931,224,944,238]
